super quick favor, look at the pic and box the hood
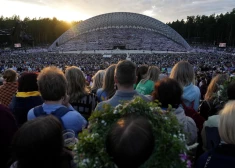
[174,106,186,123]
[182,83,199,102]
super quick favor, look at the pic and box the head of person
[37,66,67,101]
[227,80,235,100]
[204,74,228,101]
[3,69,17,83]
[219,101,235,145]
[106,114,154,168]
[170,61,194,87]
[152,78,182,108]
[143,66,160,83]
[114,60,136,88]
[18,72,39,92]
[103,64,116,98]
[91,70,106,91]
[65,66,89,101]
[136,65,148,84]
[11,115,64,168]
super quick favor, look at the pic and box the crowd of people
[0,48,235,168]
[52,28,187,52]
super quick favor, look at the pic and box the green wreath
[214,76,235,105]
[76,97,189,168]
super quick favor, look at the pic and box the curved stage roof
[49,12,190,51]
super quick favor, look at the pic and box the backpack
[33,105,71,129]
[182,101,205,133]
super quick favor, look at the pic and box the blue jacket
[95,90,150,111]
[96,88,108,102]
[182,83,201,111]
[28,104,87,137]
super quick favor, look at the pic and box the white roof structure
[49,12,190,50]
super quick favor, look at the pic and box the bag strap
[51,107,71,129]
[34,106,71,129]
[34,105,46,117]
[182,100,195,109]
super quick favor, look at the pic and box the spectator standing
[27,66,87,136]
[0,69,18,106]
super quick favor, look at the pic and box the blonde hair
[65,66,90,102]
[141,66,160,84]
[170,61,194,87]
[204,74,228,101]
[219,100,235,145]
[91,70,105,91]
[103,64,116,99]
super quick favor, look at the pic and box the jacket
[28,104,87,136]
[196,144,235,168]
[96,88,108,102]
[201,115,220,151]
[9,92,44,127]
[95,90,150,111]
[174,106,198,145]
[182,83,201,111]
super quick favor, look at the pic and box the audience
[91,70,105,94]
[134,65,148,89]
[201,80,235,151]
[65,66,98,120]
[152,78,197,145]
[9,72,44,127]
[96,64,116,102]
[136,66,160,95]
[196,101,235,168]
[10,115,74,168]
[96,60,149,111]
[0,69,18,106]
[170,61,201,111]
[27,66,87,136]
[199,74,228,120]
[0,105,18,168]
[106,114,154,168]
[0,45,235,168]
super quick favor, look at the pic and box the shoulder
[184,84,199,92]
[27,107,36,120]
[62,110,86,123]
[194,85,200,92]
[138,94,151,102]
[95,100,109,111]
[62,110,87,131]
[204,115,220,127]
[97,88,104,94]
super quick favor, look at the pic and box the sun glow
[0,1,90,22]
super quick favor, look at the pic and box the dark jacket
[199,100,223,120]
[0,104,18,168]
[196,144,235,168]
[70,93,98,120]
[9,95,43,127]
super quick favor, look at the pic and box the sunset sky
[0,0,235,23]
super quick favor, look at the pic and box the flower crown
[76,97,190,168]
